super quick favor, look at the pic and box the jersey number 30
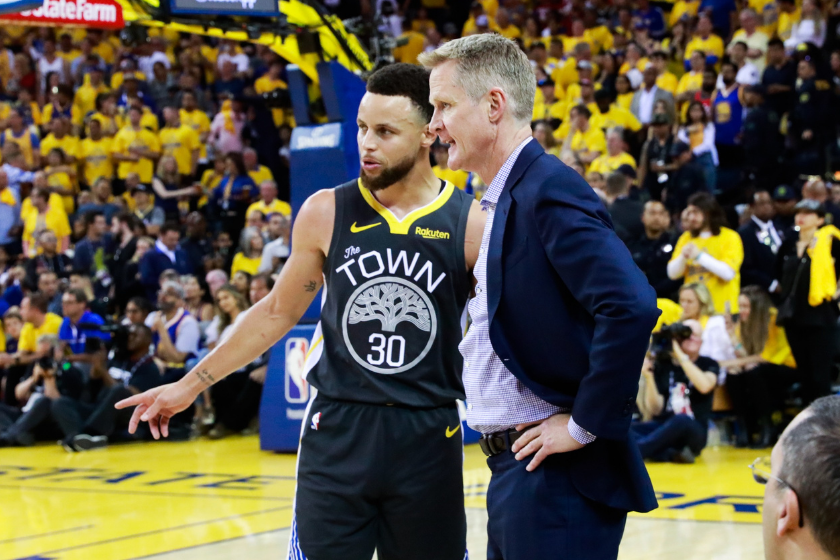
[367,334,406,368]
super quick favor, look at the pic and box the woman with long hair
[785,0,826,49]
[615,74,635,111]
[213,152,257,241]
[678,283,735,366]
[182,274,215,325]
[230,227,265,278]
[721,286,797,448]
[44,147,77,215]
[152,155,197,223]
[205,284,263,439]
[775,199,840,404]
[677,100,718,191]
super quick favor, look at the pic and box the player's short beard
[360,150,418,192]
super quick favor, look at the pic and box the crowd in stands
[1,0,840,456]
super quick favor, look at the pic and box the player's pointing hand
[115,381,199,440]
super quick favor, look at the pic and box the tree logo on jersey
[342,276,437,375]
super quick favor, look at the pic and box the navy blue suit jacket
[140,248,193,301]
[486,140,660,513]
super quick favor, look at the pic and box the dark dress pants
[786,325,836,405]
[486,447,627,560]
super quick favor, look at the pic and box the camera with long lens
[78,322,131,361]
[649,323,693,363]
[37,355,57,372]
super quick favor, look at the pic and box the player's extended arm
[115,189,335,439]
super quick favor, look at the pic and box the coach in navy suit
[422,35,660,559]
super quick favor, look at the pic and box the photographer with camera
[0,335,84,447]
[0,293,63,406]
[633,319,718,463]
[55,324,163,452]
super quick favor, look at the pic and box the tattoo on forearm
[304,281,317,292]
[196,370,216,387]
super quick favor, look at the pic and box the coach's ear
[487,87,508,124]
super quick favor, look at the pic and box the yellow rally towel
[220,99,235,134]
[807,225,840,306]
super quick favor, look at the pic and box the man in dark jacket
[629,200,683,298]
[739,190,783,295]
[605,171,645,243]
[664,142,706,214]
[139,222,192,301]
[741,85,782,192]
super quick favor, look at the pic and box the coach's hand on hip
[511,414,584,471]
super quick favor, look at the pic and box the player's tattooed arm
[195,369,216,387]
[304,280,317,292]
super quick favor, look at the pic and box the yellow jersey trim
[357,179,455,235]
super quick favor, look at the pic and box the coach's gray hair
[418,34,536,123]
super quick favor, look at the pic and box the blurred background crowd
[0,0,839,459]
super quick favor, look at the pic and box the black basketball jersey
[304,178,472,407]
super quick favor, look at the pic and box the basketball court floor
[1,436,766,560]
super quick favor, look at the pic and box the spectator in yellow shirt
[159,106,200,180]
[561,104,607,167]
[22,187,71,257]
[684,15,725,71]
[731,9,770,74]
[495,8,521,40]
[113,105,162,185]
[4,292,63,369]
[243,148,275,188]
[392,20,427,64]
[230,227,265,278]
[589,128,638,175]
[79,119,114,188]
[776,0,800,42]
[73,63,109,124]
[677,51,707,103]
[670,0,701,27]
[40,118,79,164]
[590,89,643,135]
[431,140,469,189]
[179,91,211,163]
[1,108,40,169]
[462,3,496,36]
[668,192,744,313]
[44,148,77,215]
[246,180,292,218]
[651,51,679,94]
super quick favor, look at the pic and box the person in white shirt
[259,213,290,274]
[717,41,760,88]
[138,38,171,81]
[785,0,826,50]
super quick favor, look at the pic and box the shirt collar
[482,136,533,207]
[752,215,774,230]
[155,239,177,263]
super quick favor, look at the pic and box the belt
[478,428,527,457]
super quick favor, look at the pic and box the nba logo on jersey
[285,338,309,403]
[311,412,321,430]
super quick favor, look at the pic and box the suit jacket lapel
[487,141,544,325]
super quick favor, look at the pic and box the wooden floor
[0,436,766,560]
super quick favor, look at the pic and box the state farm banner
[0,0,125,28]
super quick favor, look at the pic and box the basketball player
[116,63,485,560]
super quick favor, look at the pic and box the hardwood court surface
[0,437,765,560]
